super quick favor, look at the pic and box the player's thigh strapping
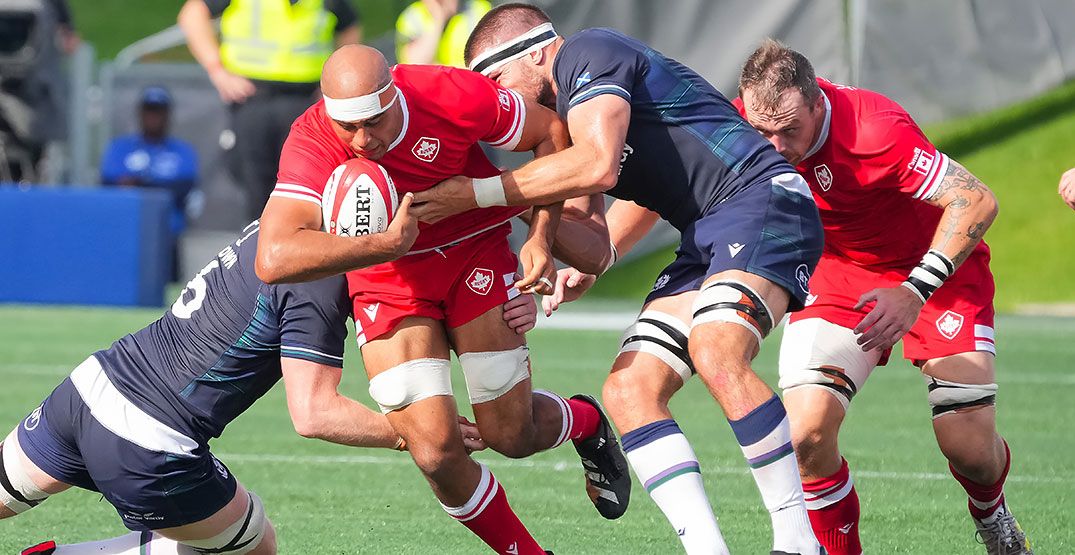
[778,318,883,409]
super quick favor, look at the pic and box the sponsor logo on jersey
[936,310,964,340]
[805,293,818,306]
[363,303,380,322]
[619,143,634,175]
[412,137,441,162]
[909,146,935,177]
[23,404,42,431]
[795,264,811,294]
[814,164,834,191]
[497,89,512,111]
[467,268,494,296]
[728,242,746,258]
[652,274,671,292]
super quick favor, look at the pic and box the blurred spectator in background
[396,0,490,67]
[101,86,199,280]
[1059,167,1075,210]
[177,0,362,222]
[0,0,80,184]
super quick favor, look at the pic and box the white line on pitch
[216,452,1067,484]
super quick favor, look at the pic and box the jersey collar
[388,88,410,152]
[802,91,831,161]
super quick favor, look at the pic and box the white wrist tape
[903,249,955,302]
[473,175,508,208]
[602,241,619,274]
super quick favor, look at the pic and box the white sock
[50,532,191,554]
[622,419,729,555]
[729,395,818,553]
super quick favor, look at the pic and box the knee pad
[691,280,774,344]
[618,310,694,383]
[183,491,267,555]
[458,346,531,404]
[926,377,998,419]
[0,429,49,514]
[778,318,882,409]
[368,358,453,413]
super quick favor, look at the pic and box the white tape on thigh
[618,310,694,383]
[925,377,998,419]
[182,492,266,555]
[691,280,774,345]
[0,429,48,514]
[368,358,453,413]
[458,347,531,404]
[777,318,881,409]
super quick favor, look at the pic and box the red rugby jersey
[738,78,987,272]
[273,64,527,253]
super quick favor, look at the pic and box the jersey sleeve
[554,31,641,112]
[450,69,527,151]
[856,109,950,201]
[272,108,343,207]
[276,276,349,368]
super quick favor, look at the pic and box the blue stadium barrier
[0,185,172,307]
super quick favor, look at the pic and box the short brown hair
[738,39,821,110]
[464,3,552,67]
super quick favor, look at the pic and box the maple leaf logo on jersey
[814,164,834,191]
[935,310,964,340]
[412,137,440,162]
[467,268,494,296]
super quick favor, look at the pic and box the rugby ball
[321,158,399,236]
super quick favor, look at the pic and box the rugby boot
[975,504,1033,555]
[21,541,56,555]
[570,394,631,519]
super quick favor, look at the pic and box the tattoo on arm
[924,161,998,268]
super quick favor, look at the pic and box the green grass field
[1,303,1072,553]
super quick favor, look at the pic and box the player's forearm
[255,228,400,284]
[526,203,563,248]
[926,162,998,269]
[501,144,617,206]
[295,395,401,449]
[178,0,224,73]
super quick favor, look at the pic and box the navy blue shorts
[17,371,236,531]
[646,174,824,312]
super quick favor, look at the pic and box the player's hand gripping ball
[322,158,399,236]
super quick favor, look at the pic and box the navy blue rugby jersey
[553,28,796,230]
[93,221,350,441]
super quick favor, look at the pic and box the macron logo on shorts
[363,303,380,322]
[467,268,494,296]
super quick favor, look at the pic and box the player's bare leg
[602,293,730,553]
[689,270,820,555]
[779,317,882,555]
[923,352,1031,554]
[450,304,630,520]
[362,317,546,554]
[782,388,858,555]
[0,428,70,521]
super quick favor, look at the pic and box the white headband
[469,22,558,76]
[323,81,397,121]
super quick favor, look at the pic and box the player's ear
[529,47,547,67]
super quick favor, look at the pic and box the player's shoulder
[822,79,920,153]
[559,28,643,69]
[393,63,491,96]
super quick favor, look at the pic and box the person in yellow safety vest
[178,0,361,222]
[396,0,491,67]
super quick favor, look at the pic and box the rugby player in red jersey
[735,40,1031,555]
[255,45,627,554]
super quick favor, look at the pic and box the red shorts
[346,223,518,346]
[790,251,996,365]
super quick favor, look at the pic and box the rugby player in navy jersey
[412,4,825,554]
[2,218,538,555]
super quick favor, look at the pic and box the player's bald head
[321,44,392,98]
[464,2,552,68]
[738,39,821,112]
